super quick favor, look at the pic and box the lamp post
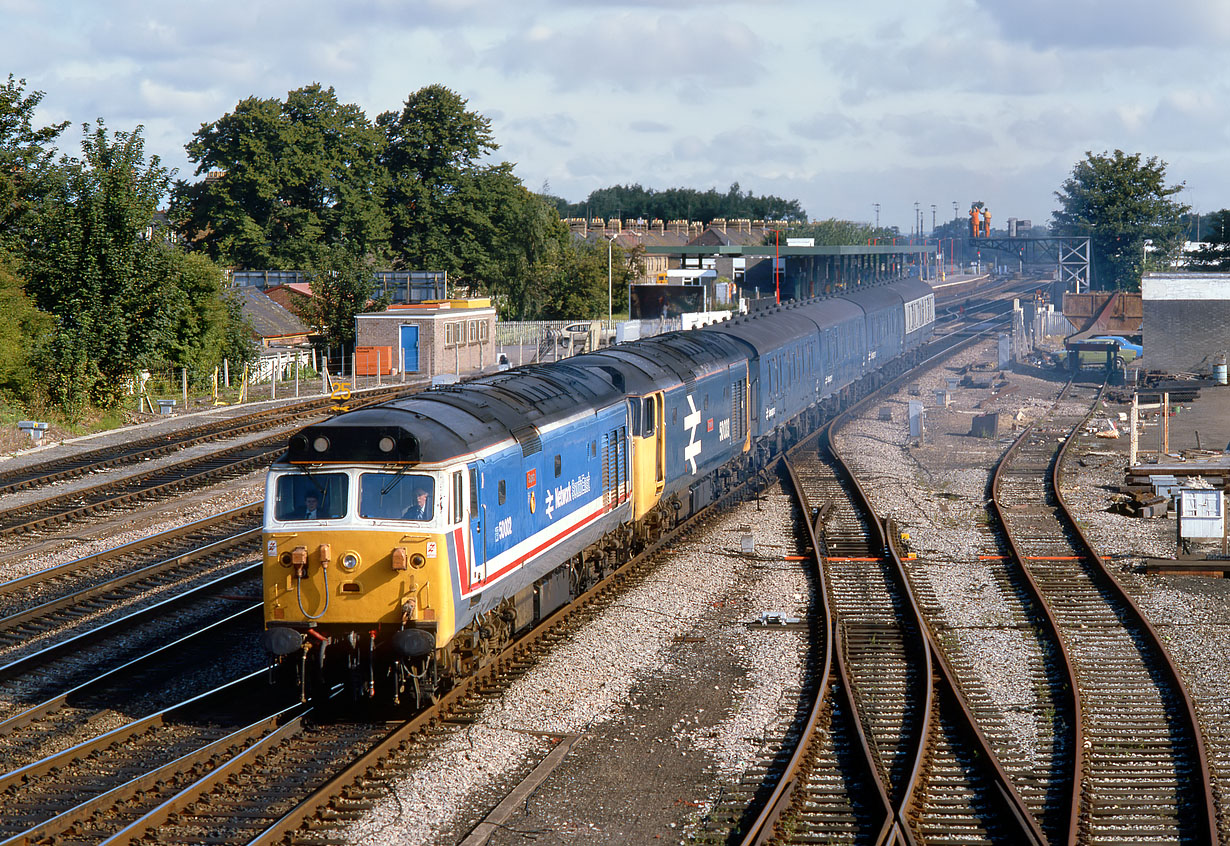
[606,233,617,328]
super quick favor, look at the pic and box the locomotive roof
[286,362,625,465]
[568,330,746,394]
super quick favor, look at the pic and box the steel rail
[994,379,1216,844]
[0,673,303,846]
[0,603,260,738]
[988,380,1084,846]
[0,528,258,646]
[741,311,1037,845]
[0,563,259,681]
[737,457,893,846]
[1053,383,1218,843]
[0,435,285,537]
[0,383,416,496]
[0,502,261,600]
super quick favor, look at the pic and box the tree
[151,248,255,378]
[554,182,807,223]
[1051,150,1189,291]
[378,85,499,279]
[1187,209,1230,271]
[298,247,388,353]
[774,218,896,246]
[0,75,69,255]
[26,122,176,414]
[174,84,388,268]
[0,252,52,402]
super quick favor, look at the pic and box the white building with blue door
[354,299,498,379]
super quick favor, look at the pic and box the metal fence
[496,320,619,366]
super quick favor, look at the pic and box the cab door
[631,392,665,521]
[466,465,487,589]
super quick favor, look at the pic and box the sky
[4,0,1229,234]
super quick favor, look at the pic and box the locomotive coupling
[392,628,435,659]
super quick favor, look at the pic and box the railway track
[0,507,260,654]
[740,428,1041,845]
[993,381,1218,844]
[0,672,298,845]
[0,384,416,497]
[0,433,283,538]
[0,564,261,730]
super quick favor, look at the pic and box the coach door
[467,466,487,589]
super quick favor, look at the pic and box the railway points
[8,272,1230,843]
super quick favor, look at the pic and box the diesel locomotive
[259,277,935,705]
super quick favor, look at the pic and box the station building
[353,299,498,380]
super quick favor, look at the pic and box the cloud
[976,0,1230,48]
[482,12,766,93]
[789,111,863,142]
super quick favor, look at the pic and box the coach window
[554,454,562,477]
[498,479,506,506]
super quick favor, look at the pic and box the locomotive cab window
[554,454,562,477]
[643,397,655,437]
[358,472,435,522]
[274,473,348,521]
[498,479,507,505]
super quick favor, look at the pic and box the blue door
[400,324,419,372]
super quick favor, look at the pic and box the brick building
[1142,272,1230,375]
[354,299,498,379]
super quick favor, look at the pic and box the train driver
[403,484,433,521]
[297,493,321,520]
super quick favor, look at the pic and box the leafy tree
[298,247,389,352]
[1187,209,1230,271]
[773,218,897,246]
[524,238,629,320]
[151,249,255,378]
[554,182,806,224]
[174,84,388,268]
[378,85,499,279]
[1051,150,1189,291]
[0,75,69,255]
[0,252,52,402]
[26,121,176,413]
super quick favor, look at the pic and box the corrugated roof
[233,289,310,339]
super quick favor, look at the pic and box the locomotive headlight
[340,552,360,571]
[410,553,426,569]
[378,436,396,453]
[312,436,330,453]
